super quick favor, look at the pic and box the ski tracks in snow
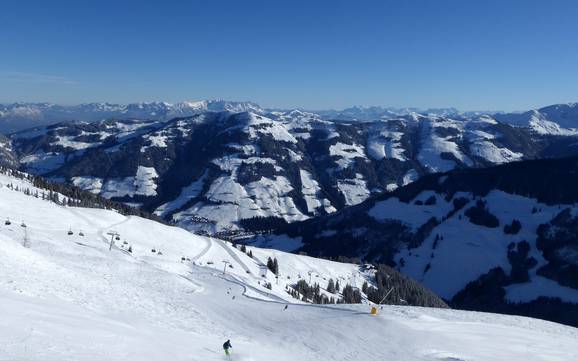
[213,239,257,277]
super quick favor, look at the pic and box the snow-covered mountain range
[3,102,578,235]
[1,168,577,361]
[0,100,262,133]
[252,156,578,327]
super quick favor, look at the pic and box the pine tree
[327,278,336,293]
[267,257,274,273]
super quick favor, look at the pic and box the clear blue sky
[1,0,577,111]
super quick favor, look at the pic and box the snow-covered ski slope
[1,173,577,361]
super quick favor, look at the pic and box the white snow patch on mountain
[226,143,259,156]
[367,130,407,161]
[418,120,473,172]
[506,276,578,303]
[369,191,454,229]
[71,176,103,194]
[300,169,323,213]
[20,152,66,174]
[134,166,159,196]
[403,169,419,185]
[101,177,138,198]
[337,174,371,206]
[287,149,303,161]
[100,166,158,199]
[246,113,298,144]
[386,183,399,192]
[141,132,168,152]
[177,175,308,233]
[470,141,524,164]
[300,169,335,214]
[212,155,282,172]
[53,136,95,150]
[329,142,367,170]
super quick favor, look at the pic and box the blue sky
[1,0,577,111]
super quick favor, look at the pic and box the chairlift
[5,218,11,226]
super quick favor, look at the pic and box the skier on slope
[223,339,233,356]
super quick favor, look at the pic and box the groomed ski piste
[1,172,577,361]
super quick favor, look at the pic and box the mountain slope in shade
[0,134,18,168]
[1,169,577,361]
[248,156,578,327]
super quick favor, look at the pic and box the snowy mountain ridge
[3,100,578,134]
[0,100,263,133]
[1,169,577,361]
[6,103,578,235]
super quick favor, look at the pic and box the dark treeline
[363,265,448,308]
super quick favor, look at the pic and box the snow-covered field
[1,173,577,361]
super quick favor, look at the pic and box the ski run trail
[0,172,577,361]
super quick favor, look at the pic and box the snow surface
[19,152,66,174]
[465,123,523,164]
[141,132,169,152]
[337,174,371,206]
[174,175,308,233]
[369,191,454,229]
[100,166,158,199]
[367,128,407,161]
[329,142,367,170]
[300,169,335,214]
[53,136,95,150]
[1,173,578,361]
[392,190,578,302]
[71,176,103,194]
[469,140,524,164]
[418,119,473,172]
[245,113,298,144]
